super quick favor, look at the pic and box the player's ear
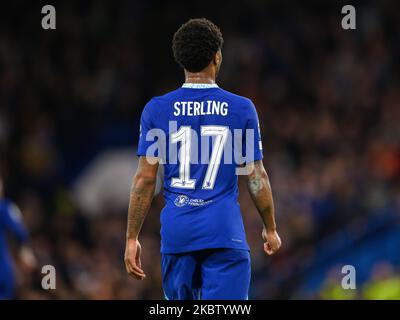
[214,50,222,66]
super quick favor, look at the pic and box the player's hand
[262,228,281,255]
[124,238,146,280]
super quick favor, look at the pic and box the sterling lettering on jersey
[173,101,228,116]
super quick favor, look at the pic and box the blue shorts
[161,248,251,300]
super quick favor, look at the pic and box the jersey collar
[182,83,219,89]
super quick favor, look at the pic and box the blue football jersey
[137,83,263,253]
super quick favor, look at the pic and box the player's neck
[184,70,216,84]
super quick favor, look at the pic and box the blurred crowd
[0,0,399,299]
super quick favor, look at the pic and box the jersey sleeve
[1,202,29,243]
[243,99,263,162]
[137,99,159,157]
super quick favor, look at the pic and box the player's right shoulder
[218,88,253,108]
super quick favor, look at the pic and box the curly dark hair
[172,18,223,72]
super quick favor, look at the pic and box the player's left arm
[244,100,282,256]
[247,161,281,256]
[124,156,159,280]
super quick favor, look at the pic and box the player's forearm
[247,161,277,231]
[126,174,156,240]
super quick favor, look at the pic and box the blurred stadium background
[0,0,399,299]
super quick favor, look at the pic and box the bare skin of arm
[247,160,281,255]
[124,157,159,280]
